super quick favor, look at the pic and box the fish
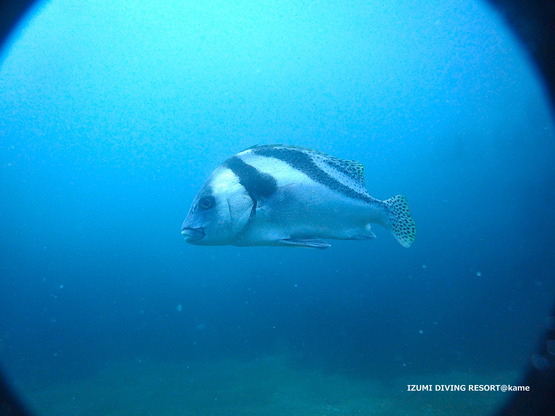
[181,145,415,249]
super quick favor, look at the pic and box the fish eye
[198,195,215,210]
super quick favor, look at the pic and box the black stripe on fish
[225,156,278,200]
[252,146,371,202]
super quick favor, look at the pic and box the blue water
[1,1,554,415]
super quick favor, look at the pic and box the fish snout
[181,227,206,242]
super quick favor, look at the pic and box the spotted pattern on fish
[383,195,416,248]
[323,157,365,185]
[251,146,372,202]
[312,154,368,197]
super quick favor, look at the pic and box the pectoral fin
[279,238,331,249]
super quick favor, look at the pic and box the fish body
[181,145,415,249]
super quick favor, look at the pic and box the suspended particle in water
[531,354,549,371]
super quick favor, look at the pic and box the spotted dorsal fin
[322,156,365,186]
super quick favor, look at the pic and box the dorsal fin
[322,156,366,186]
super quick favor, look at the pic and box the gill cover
[226,191,255,236]
[199,163,259,241]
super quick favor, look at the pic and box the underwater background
[1,0,555,415]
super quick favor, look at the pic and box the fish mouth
[181,227,205,242]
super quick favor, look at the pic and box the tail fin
[383,195,416,248]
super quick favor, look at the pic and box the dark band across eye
[198,195,215,210]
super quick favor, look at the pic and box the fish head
[181,166,254,245]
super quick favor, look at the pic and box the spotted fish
[181,145,415,249]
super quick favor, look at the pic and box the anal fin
[279,238,331,249]
[350,232,376,240]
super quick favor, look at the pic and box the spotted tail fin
[383,195,416,248]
